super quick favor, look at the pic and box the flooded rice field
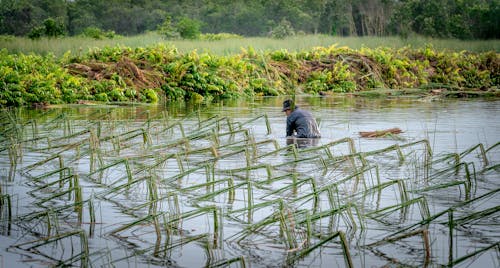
[0,96,499,267]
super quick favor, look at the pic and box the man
[282,99,321,139]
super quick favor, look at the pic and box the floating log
[359,128,403,138]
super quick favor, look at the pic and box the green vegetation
[0,40,498,107]
[80,27,118,40]
[2,33,499,58]
[27,18,66,39]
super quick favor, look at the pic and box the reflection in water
[286,137,320,148]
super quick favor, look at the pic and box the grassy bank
[1,33,499,57]
[0,40,499,107]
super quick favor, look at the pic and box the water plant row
[1,108,499,267]
[1,43,499,107]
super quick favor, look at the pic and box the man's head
[282,99,294,115]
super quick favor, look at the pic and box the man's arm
[286,116,294,137]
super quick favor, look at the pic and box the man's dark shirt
[286,107,321,138]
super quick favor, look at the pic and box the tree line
[0,0,498,40]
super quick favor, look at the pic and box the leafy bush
[177,17,202,39]
[143,89,159,103]
[269,19,295,39]
[28,18,65,39]
[200,33,243,41]
[162,83,185,100]
[249,78,279,96]
[81,27,118,39]
[28,27,45,40]
[157,16,181,39]
[95,93,108,102]
[43,18,65,37]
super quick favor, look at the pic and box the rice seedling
[449,242,500,267]
[11,230,89,267]
[484,141,500,158]
[315,137,357,158]
[255,144,299,160]
[88,158,132,184]
[237,114,272,135]
[451,205,500,226]
[109,213,162,236]
[369,192,498,266]
[429,162,475,186]
[362,143,406,163]
[479,163,500,174]
[210,256,246,267]
[219,163,273,181]
[229,203,295,245]
[7,141,21,166]
[0,194,12,235]
[366,196,430,226]
[287,231,353,267]
[459,143,489,167]
[182,177,235,203]
[22,153,65,173]
[33,185,75,205]
[160,206,222,240]
[28,173,76,197]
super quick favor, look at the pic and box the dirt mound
[295,54,385,88]
[66,58,163,89]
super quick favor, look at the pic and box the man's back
[286,108,321,138]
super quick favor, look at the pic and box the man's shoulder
[293,108,312,116]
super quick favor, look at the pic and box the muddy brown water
[0,96,499,267]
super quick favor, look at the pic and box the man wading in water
[282,99,321,147]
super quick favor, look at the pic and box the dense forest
[1,0,498,40]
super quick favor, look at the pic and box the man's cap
[282,99,294,112]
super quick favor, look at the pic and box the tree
[0,0,34,35]
[0,0,497,39]
[269,18,295,39]
[318,0,357,36]
[177,17,202,39]
[28,17,65,39]
[157,16,180,39]
[390,0,499,39]
[43,17,65,37]
[302,0,328,33]
[351,0,395,36]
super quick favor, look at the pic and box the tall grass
[1,33,498,57]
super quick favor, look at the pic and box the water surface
[0,96,498,267]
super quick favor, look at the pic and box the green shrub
[95,93,108,102]
[200,33,243,41]
[157,16,181,39]
[108,88,127,101]
[43,18,65,37]
[177,17,202,39]
[269,19,295,39]
[124,88,138,99]
[143,88,159,103]
[80,27,118,39]
[249,78,279,96]
[82,27,105,39]
[28,18,65,39]
[161,83,185,100]
[28,26,45,40]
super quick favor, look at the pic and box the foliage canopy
[0,0,498,40]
